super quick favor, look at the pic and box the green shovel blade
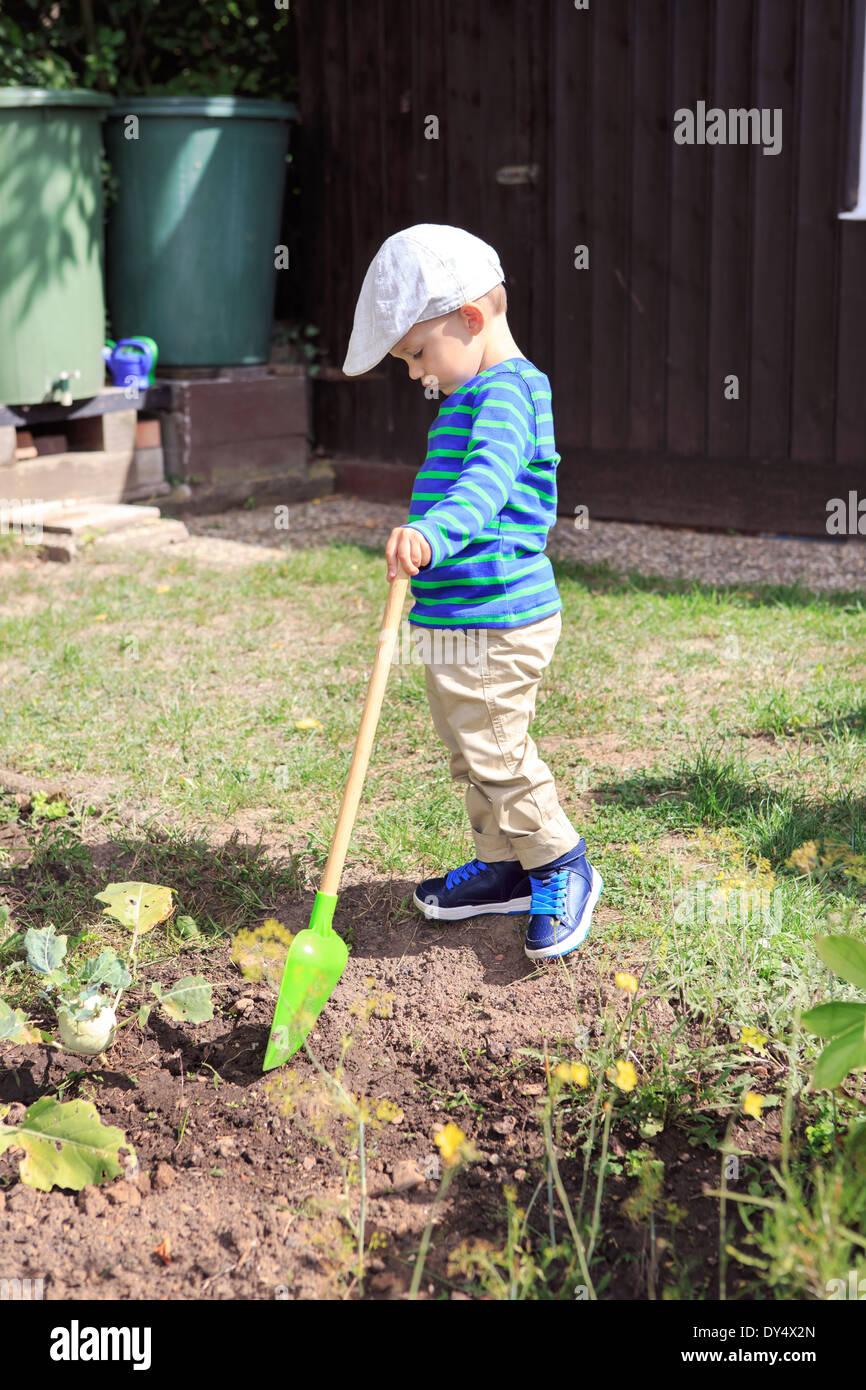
[262,891,348,1071]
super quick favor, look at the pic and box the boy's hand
[386,526,432,579]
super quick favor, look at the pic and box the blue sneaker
[524,842,603,960]
[413,858,532,921]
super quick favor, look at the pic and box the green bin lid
[107,95,297,120]
[0,87,113,108]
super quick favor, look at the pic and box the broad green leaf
[80,949,132,991]
[94,882,174,934]
[814,935,866,993]
[175,915,200,939]
[0,998,29,1043]
[23,924,67,975]
[812,1023,866,1090]
[43,967,71,989]
[801,1001,866,1039]
[0,1096,133,1191]
[150,975,213,1023]
[639,1117,664,1139]
[137,1003,152,1029]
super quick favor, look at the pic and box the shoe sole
[524,868,603,960]
[413,890,532,921]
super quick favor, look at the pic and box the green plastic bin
[104,96,297,366]
[0,88,112,406]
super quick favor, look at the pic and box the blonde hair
[480,282,507,316]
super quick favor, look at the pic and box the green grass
[3,542,865,870]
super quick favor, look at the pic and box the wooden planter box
[158,364,332,513]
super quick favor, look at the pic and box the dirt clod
[76,1187,108,1217]
[152,1162,177,1190]
[391,1159,425,1192]
[107,1183,140,1207]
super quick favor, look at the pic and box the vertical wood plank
[790,0,846,463]
[749,0,798,462]
[706,0,753,460]
[549,0,593,456]
[628,0,671,451]
[832,0,866,473]
[482,0,533,358]
[442,0,486,231]
[379,0,433,462]
[590,0,631,450]
[522,0,551,366]
[666,0,712,456]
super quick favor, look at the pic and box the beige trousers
[410,610,580,872]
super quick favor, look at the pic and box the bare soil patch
[0,788,770,1300]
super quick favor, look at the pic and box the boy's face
[388,303,488,396]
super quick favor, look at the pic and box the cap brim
[342,336,400,377]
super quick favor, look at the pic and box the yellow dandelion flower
[435,1121,467,1166]
[434,1121,478,1168]
[607,1059,638,1092]
[503,1184,518,1203]
[740,1026,768,1051]
[555,1060,590,1087]
[294,717,323,731]
[743,1091,764,1120]
[615,971,638,994]
[374,1098,404,1125]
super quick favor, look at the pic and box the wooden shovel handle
[318,563,412,897]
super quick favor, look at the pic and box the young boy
[342,223,602,959]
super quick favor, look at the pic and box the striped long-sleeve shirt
[406,357,562,628]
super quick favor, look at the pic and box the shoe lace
[529,869,568,917]
[445,858,488,891]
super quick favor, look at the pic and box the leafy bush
[0,0,296,98]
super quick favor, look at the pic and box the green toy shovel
[262,561,411,1071]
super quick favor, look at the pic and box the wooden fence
[293,0,866,535]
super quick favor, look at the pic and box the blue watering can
[103,337,159,389]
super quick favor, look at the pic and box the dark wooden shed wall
[294,0,866,535]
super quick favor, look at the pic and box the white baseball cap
[341,223,505,376]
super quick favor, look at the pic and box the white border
[840,11,866,217]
